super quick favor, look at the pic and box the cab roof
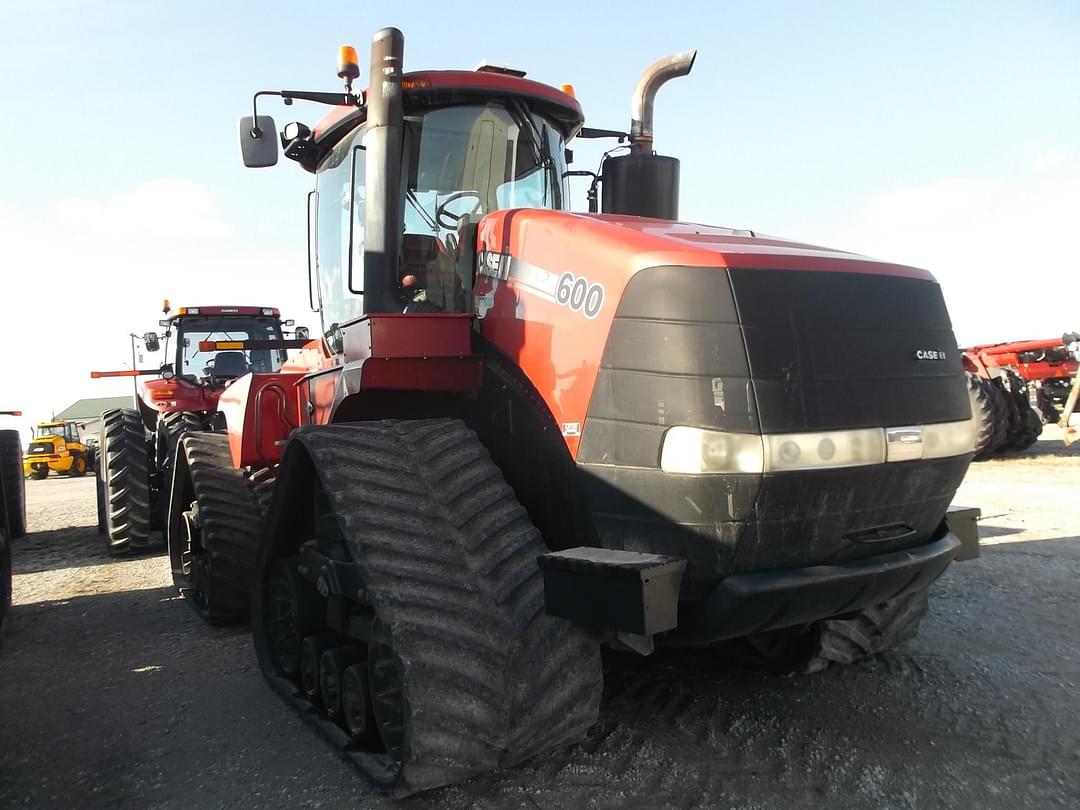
[311,69,584,149]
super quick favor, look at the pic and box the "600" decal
[555,272,605,319]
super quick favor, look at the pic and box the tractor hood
[477,209,934,284]
[474,206,966,453]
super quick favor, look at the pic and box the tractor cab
[163,306,288,385]
[241,46,584,340]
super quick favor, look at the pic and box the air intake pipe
[363,27,405,314]
[601,49,696,221]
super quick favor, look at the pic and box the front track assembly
[252,419,603,796]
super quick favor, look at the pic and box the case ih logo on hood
[914,349,948,361]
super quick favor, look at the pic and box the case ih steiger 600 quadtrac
[91,304,305,553]
[161,29,980,794]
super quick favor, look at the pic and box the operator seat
[211,351,251,378]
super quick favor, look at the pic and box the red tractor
[163,29,981,795]
[91,305,306,553]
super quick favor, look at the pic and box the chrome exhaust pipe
[630,50,697,155]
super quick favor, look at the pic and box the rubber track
[102,408,151,552]
[806,588,929,672]
[179,432,264,622]
[0,430,26,539]
[295,420,602,796]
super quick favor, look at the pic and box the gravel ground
[1,428,1078,809]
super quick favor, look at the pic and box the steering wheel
[435,190,483,229]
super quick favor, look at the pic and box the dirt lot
[1,429,1078,809]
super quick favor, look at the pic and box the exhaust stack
[602,49,696,221]
[630,50,697,156]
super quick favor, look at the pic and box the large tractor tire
[101,408,152,553]
[156,411,209,484]
[0,430,27,539]
[0,525,10,645]
[737,588,930,674]
[166,432,263,623]
[95,464,106,535]
[68,452,88,478]
[29,466,48,481]
[253,420,603,797]
[998,370,1042,452]
[967,373,1000,460]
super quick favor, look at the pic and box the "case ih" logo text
[913,349,948,361]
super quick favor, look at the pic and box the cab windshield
[176,316,285,380]
[314,101,569,328]
[35,424,74,441]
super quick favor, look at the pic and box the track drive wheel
[166,432,263,623]
[0,430,27,539]
[253,420,603,796]
[101,408,152,553]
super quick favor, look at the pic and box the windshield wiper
[406,189,439,232]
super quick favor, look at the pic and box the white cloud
[818,146,1080,346]
[0,179,310,444]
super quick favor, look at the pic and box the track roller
[299,633,338,701]
[319,646,363,719]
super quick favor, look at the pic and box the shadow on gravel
[12,527,167,575]
[993,436,1080,460]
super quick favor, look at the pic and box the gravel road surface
[1,428,1078,809]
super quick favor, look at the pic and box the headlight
[921,418,977,459]
[660,426,765,474]
[764,428,886,471]
[660,417,975,475]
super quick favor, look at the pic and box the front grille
[729,268,970,431]
[28,443,53,455]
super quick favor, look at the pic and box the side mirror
[295,326,310,341]
[238,115,279,168]
[143,331,160,352]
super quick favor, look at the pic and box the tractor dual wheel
[156,411,209,484]
[253,420,602,797]
[166,432,263,624]
[0,430,26,539]
[101,408,152,554]
[966,373,999,460]
[997,370,1042,452]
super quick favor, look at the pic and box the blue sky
[1,0,1078,435]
